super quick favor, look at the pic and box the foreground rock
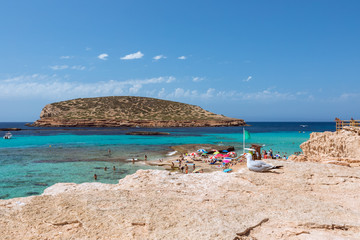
[1,161,360,239]
[289,126,360,167]
[31,96,246,127]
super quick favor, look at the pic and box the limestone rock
[1,161,360,239]
[299,126,360,164]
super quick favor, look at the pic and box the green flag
[244,130,251,140]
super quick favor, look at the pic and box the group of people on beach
[171,155,197,174]
[260,149,288,160]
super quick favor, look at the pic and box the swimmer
[104,167,107,171]
[144,155,147,161]
[132,158,135,164]
[113,166,116,171]
[94,174,97,180]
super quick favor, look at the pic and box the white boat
[3,132,12,139]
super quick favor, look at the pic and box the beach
[1,160,360,239]
[0,122,327,199]
[146,143,247,174]
[1,124,360,239]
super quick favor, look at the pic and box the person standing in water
[144,155,147,161]
[94,174,97,180]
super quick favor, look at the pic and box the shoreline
[146,143,247,174]
[1,159,359,239]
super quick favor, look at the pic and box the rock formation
[31,96,246,127]
[1,161,360,239]
[289,126,360,166]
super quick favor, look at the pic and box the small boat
[3,132,12,139]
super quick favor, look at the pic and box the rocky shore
[1,128,360,239]
[1,161,359,240]
[31,118,246,128]
[289,126,360,167]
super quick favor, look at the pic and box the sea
[0,122,335,199]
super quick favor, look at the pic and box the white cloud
[153,55,166,61]
[192,77,204,82]
[50,65,69,70]
[243,76,252,82]
[50,65,86,71]
[0,75,175,100]
[144,86,298,103]
[166,76,175,83]
[121,51,144,60]
[122,76,175,85]
[129,84,142,94]
[239,89,295,101]
[60,56,73,59]
[296,91,308,96]
[202,88,216,98]
[178,56,186,60]
[0,74,308,106]
[157,88,166,98]
[85,47,92,51]
[98,53,108,60]
[71,65,86,71]
[338,93,359,100]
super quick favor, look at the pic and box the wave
[166,151,178,156]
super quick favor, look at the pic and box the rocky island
[31,96,246,128]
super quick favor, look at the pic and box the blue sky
[0,0,359,122]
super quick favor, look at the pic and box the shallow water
[0,122,335,199]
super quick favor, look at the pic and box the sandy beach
[146,143,247,174]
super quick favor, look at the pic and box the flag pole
[243,127,245,154]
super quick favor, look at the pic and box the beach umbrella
[222,150,228,153]
[197,149,207,153]
[223,159,231,163]
[190,152,198,156]
[213,151,220,155]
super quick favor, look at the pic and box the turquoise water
[0,122,334,199]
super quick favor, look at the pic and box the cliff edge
[32,96,246,127]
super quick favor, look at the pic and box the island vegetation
[32,96,246,127]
